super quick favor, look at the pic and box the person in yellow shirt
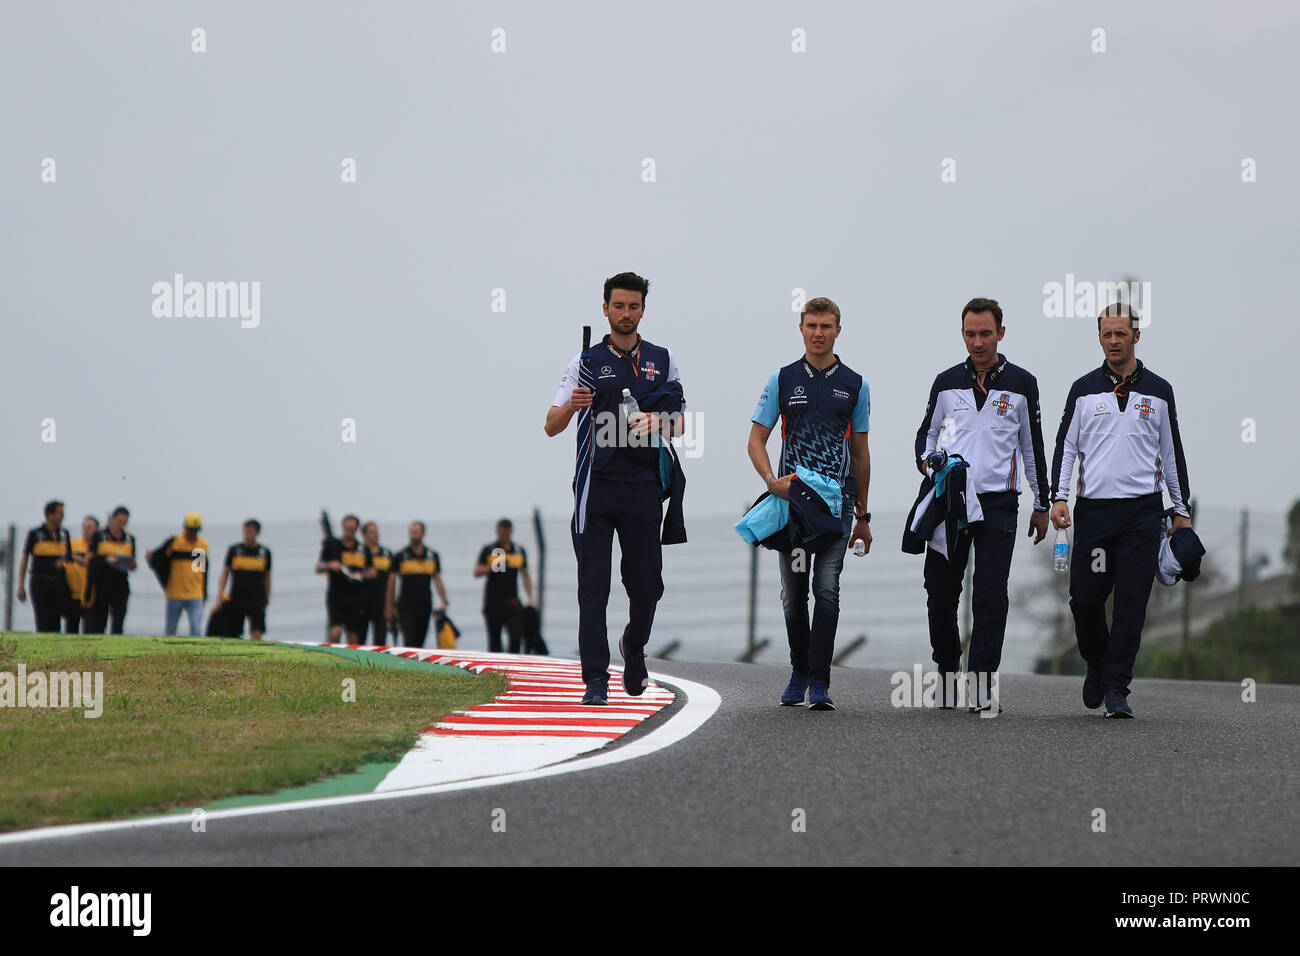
[146,512,210,636]
[63,515,99,633]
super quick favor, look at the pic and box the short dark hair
[800,297,841,326]
[111,506,129,519]
[83,514,100,527]
[44,500,63,517]
[604,272,650,304]
[361,521,377,535]
[411,520,426,533]
[342,514,360,528]
[244,518,261,533]
[961,298,1003,329]
[497,518,512,529]
[1097,302,1140,330]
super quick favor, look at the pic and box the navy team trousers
[923,492,1019,675]
[1069,494,1162,695]
[572,477,664,685]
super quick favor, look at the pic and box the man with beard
[544,272,687,705]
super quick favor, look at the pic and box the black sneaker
[1104,690,1134,718]
[1083,668,1104,710]
[618,638,649,697]
[581,680,609,706]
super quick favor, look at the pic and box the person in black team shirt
[361,521,394,646]
[386,521,448,648]
[18,500,72,633]
[545,272,688,705]
[315,513,370,644]
[474,518,536,653]
[215,519,272,640]
[85,506,137,634]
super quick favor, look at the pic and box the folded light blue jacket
[734,466,843,546]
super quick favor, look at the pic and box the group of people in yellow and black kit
[19,500,138,635]
[19,502,272,640]
[315,514,449,648]
[144,512,272,639]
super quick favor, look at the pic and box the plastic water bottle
[1053,528,1070,572]
[853,539,866,557]
[621,388,645,445]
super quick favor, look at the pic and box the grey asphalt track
[2,661,1296,865]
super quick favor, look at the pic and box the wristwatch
[764,474,776,485]
[855,508,871,522]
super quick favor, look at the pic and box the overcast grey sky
[3,0,1297,530]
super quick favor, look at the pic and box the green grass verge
[0,633,506,832]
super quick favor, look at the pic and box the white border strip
[0,670,720,846]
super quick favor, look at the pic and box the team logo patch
[641,361,660,380]
[954,397,971,411]
[832,388,851,401]
[794,386,806,396]
[1134,397,1154,421]
[992,393,1014,417]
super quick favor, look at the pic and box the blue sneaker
[807,683,835,711]
[1083,668,1104,709]
[1104,690,1134,718]
[619,638,649,697]
[780,671,809,706]
[581,680,608,706]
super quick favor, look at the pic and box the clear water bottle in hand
[853,539,866,557]
[1053,528,1070,572]
[621,388,648,445]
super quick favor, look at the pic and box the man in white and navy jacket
[1050,303,1192,719]
[914,298,1051,710]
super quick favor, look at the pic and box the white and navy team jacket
[914,355,1050,511]
[1050,360,1190,517]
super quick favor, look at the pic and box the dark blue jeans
[777,507,853,686]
